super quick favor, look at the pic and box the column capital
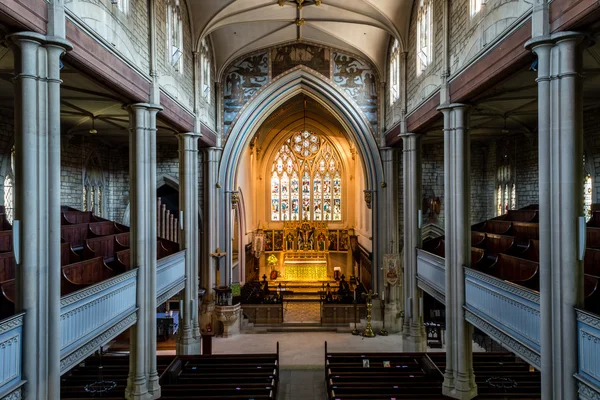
[437,103,469,112]
[127,102,163,112]
[525,31,589,50]
[399,132,421,139]
[8,31,72,51]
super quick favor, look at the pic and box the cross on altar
[210,248,227,271]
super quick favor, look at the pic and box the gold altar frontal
[283,261,328,281]
[283,251,329,281]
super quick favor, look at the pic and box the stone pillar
[400,133,426,350]
[439,104,477,400]
[177,132,201,354]
[126,103,162,400]
[10,31,70,400]
[380,147,403,332]
[201,148,221,329]
[526,32,587,400]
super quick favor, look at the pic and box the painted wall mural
[223,52,269,134]
[333,52,378,133]
[222,43,379,136]
[271,43,330,78]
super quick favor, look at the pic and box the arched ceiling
[189,0,412,77]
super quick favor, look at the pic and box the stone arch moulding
[217,68,385,289]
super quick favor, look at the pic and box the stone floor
[283,301,321,322]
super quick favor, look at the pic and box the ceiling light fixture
[89,117,98,135]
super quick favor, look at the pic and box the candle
[382,287,385,301]
[354,290,356,302]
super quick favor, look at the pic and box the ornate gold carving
[363,190,373,209]
[295,18,305,26]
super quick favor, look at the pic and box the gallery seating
[423,204,599,315]
[0,207,180,320]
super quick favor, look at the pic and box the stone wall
[65,0,150,74]
[421,142,445,227]
[584,111,600,204]
[449,0,531,76]
[406,0,444,114]
[156,0,195,111]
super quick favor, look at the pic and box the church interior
[0,0,598,399]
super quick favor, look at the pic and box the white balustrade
[0,313,23,398]
[576,309,600,396]
[416,249,446,297]
[464,268,540,357]
[59,270,138,373]
[157,250,186,301]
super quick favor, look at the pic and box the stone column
[177,132,201,354]
[201,148,221,330]
[526,32,586,400]
[380,147,403,332]
[126,103,162,400]
[400,133,426,350]
[439,104,477,400]
[10,31,70,400]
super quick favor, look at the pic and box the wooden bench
[473,220,512,235]
[0,230,12,252]
[503,209,538,223]
[488,254,539,289]
[61,257,115,295]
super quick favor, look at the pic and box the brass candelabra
[362,291,375,338]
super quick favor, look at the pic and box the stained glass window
[270,133,342,221]
[497,152,515,216]
[416,0,432,75]
[3,147,14,224]
[389,40,400,105]
[84,157,104,217]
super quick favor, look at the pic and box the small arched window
[3,147,14,224]
[416,0,432,76]
[389,39,400,105]
[116,0,129,14]
[83,156,105,217]
[496,152,516,216]
[584,154,593,221]
[201,39,212,103]
[166,0,183,73]
[471,0,482,16]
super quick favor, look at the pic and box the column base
[383,302,403,333]
[125,377,150,400]
[402,332,427,352]
[442,383,478,400]
[147,373,161,399]
[176,335,201,355]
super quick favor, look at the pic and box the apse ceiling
[191,0,412,76]
[254,95,352,155]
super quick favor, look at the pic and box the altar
[283,251,328,281]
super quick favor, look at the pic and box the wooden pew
[61,223,91,248]
[0,213,11,231]
[61,242,81,266]
[504,209,538,223]
[61,211,95,225]
[0,279,15,319]
[588,211,600,228]
[0,252,15,282]
[472,231,485,247]
[479,233,515,256]
[585,275,600,314]
[511,222,539,241]
[158,239,179,259]
[61,257,115,296]
[587,227,600,248]
[473,220,512,235]
[88,221,120,237]
[472,247,485,266]
[489,254,539,289]
[0,231,12,252]
[510,239,539,262]
[585,248,600,277]
[115,232,130,247]
[83,234,128,261]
